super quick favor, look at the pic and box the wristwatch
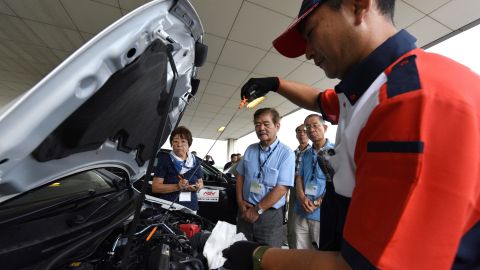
[256,205,264,215]
[253,245,271,270]
[313,197,323,207]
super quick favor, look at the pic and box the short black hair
[305,114,325,124]
[254,108,281,125]
[169,126,193,146]
[295,124,306,133]
[325,0,395,22]
[375,0,395,22]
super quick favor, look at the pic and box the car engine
[66,203,214,270]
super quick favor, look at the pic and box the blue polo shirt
[237,138,295,209]
[295,139,334,221]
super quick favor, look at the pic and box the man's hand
[300,195,316,213]
[243,206,260,223]
[238,200,254,215]
[241,77,279,101]
[222,241,261,270]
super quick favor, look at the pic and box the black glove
[240,77,279,101]
[222,241,261,270]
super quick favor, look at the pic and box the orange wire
[146,226,158,242]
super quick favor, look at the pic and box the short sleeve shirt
[295,140,334,221]
[236,138,295,209]
[319,30,480,269]
[153,152,203,211]
[294,144,311,174]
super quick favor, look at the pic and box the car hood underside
[0,0,205,201]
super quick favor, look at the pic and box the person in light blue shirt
[294,114,334,249]
[236,108,295,247]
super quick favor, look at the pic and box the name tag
[305,182,318,196]
[250,181,264,194]
[179,191,192,202]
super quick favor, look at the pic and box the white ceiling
[0,0,479,140]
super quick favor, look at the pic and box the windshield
[0,168,125,213]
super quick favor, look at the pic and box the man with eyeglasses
[286,124,311,249]
[294,114,334,250]
[234,108,295,247]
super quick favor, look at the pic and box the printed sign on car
[197,189,220,202]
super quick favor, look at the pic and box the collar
[170,150,196,170]
[296,143,311,153]
[335,30,417,104]
[313,138,331,152]
[259,137,280,152]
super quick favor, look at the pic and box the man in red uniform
[222,0,480,269]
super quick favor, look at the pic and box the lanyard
[309,148,326,197]
[311,151,318,182]
[257,141,279,179]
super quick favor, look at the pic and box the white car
[0,1,213,269]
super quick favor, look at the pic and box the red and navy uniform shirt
[319,30,480,269]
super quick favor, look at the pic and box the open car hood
[0,0,205,202]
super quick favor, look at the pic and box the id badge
[250,181,263,194]
[305,182,318,196]
[179,191,192,202]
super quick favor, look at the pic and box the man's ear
[353,0,372,25]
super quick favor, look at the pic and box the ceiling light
[217,126,225,132]
[246,96,265,109]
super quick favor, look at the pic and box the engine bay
[67,203,214,270]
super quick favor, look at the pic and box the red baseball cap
[273,0,323,58]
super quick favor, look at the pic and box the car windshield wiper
[67,189,130,226]
[0,189,115,226]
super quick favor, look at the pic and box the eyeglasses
[295,129,306,134]
[254,121,273,129]
[305,123,323,131]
